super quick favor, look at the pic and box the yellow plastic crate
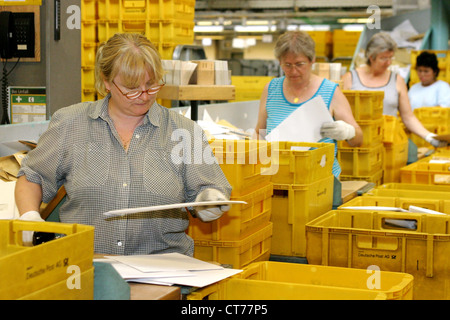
[338,117,383,148]
[187,262,394,300]
[383,115,408,145]
[400,156,450,185]
[81,66,95,89]
[342,90,384,120]
[231,76,273,91]
[19,268,95,300]
[338,143,384,176]
[414,107,450,126]
[339,168,384,186]
[98,0,195,21]
[148,19,194,44]
[81,0,98,21]
[230,261,412,300]
[209,139,272,197]
[81,42,98,67]
[270,141,334,185]
[340,195,450,214]
[369,182,450,197]
[193,223,272,269]
[0,220,94,300]
[187,183,273,241]
[306,209,450,300]
[271,175,334,257]
[81,20,97,43]
[383,141,408,183]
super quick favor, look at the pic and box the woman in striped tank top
[255,31,363,178]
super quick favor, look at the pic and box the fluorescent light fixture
[235,25,276,32]
[202,38,213,46]
[338,18,373,24]
[343,24,365,31]
[232,38,246,49]
[194,25,224,32]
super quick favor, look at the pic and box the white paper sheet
[103,200,246,217]
[265,96,333,143]
[0,180,19,219]
[105,252,224,273]
[133,268,243,288]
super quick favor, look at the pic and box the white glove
[320,120,356,141]
[18,210,44,245]
[425,133,448,148]
[194,188,230,222]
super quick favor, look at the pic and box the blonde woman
[15,33,231,255]
[255,31,363,178]
[342,32,447,149]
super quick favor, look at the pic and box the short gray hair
[365,32,397,65]
[274,31,315,62]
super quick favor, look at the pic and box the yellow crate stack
[338,91,385,185]
[268,141,335,258]
[305,208,450,300]
[81,0,196,102]
[409,50,450,86]
[188,139,274,269]
[382,115,409,183]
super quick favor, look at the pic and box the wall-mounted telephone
[0,11,35,59]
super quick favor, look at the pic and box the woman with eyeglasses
[255,30,363,179]
[15,33,232,256]
[408,51,450,110]
[342,32,447,149]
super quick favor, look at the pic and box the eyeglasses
[281,62,309,70]
[112,80,165,100]
[377,56,395,62]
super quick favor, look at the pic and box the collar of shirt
[87,93,161,128]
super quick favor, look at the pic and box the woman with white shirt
[408,51,450,110]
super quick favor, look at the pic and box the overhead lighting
[194,25,224,32]
[343,24,365,31]
[235,25,276,32]
[338,18,373,24]
[202,38,213,46]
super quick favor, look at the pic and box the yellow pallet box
[368,182,450,198]
[306,209,450,300]
[193,223,272,269]
[400,155,450,185]
[187,261,408,300]
[188,261,411,300]
[97,0,195,21]
[209,139,273,197]
[270,141,335,185]
[338,143,384,176]
[188,183,273,241]
[340,195,450,214]
[0,220,94,300]
[338,117,384,148]
[342,90,384,120]
[270,175,334,257]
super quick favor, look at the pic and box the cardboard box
[192,60,215,85]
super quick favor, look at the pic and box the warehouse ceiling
[193,0,429,35]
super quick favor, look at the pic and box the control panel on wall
[0,11,35,59]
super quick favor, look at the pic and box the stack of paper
[96,253,242,288]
